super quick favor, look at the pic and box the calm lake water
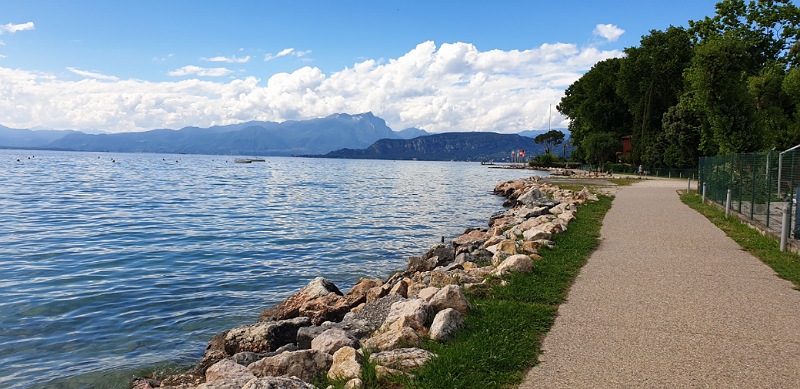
[0,150,542,388]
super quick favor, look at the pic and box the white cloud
[593,24,624,42]
[168,65,233,77]
[66,67,119,81]
[205,55,251,63]
[264,48,311,62]
[0,40,4,46]
[0,22,35,34]
[0,38,622,133]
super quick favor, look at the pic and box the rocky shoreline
[132,176,598,389]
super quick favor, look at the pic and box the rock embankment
[133,177,598,389]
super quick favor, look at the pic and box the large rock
[429,308,464,341]
[248,349,332,382]
[204,359,256,388]
[369,348,435,371]
[343,278,383,307]
[311,328,357,355]
[428,285,471,315]
[298,292,351,325]
[422,244,455,265]
[380,299,431,332]
[523,228,551,242]
[259,277,343,322]
[344,294,406,329]
[327,346,362,380]
[516,187,545,206]
[495,254,534,275]
[240,376,317,389]
[362,325,422,352]
[451,230,488,248]
[222,317,311,355]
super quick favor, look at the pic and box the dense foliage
[559,0,800,167]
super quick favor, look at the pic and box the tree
[533,130,565,155]
[557,58,632,161]
[661,96,705,168]
[582,132,621,168]
[616,26,694,166]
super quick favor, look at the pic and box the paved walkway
[520,179,800,388]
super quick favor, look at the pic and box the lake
[0,150,542,388]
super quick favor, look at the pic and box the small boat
[234,158,266,163]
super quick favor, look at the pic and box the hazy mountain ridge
[0,114,567,159]
[325,132,546,161]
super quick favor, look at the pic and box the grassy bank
[408,194,613,388]
[681,192,800,289]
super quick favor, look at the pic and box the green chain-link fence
[698,147,800,239]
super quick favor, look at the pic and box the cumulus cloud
[0,22,35,34]
[593,24,624,42]
[0,39,622,133]
[66,67,119,81]
[168,65,233,77]
[205,55,250,63]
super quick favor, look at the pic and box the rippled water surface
[0,150,541,388]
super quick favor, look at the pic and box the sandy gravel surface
[520,178,800,388]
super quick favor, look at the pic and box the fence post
[687,177,691,193]
[781,205,790,252]
[726,188,732,217]
[702,183,707,203]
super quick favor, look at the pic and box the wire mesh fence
[698,148,800,239]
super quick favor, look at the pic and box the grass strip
[411,194,613,389]
[681,192,800,289]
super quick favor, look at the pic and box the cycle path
[520,178,800,388]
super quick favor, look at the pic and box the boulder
[298,292,351,325]
[516,187,545,206]
[344,378,363,389]
[248,349,332,382]
[421,244,455,265]
[222,317,311,355]
[452,230,488,248]
[429,308,464,341]
[240,376,317,389]
[523,229,551,242]
[259,277,342,322]
[428,285,471,315]
[205,359,256,387]
[416,286,439,302]
[495,254,534,275]
[366,284,391,303]
[375,365,408,380]
[344,294,406,330]
[362,325,422,352]
[389,278,410,298]
[407,255,439,273]
[369,348,435,371]
[380,299,431,331]
[429,270,457,288]
[343,278,383,307]
[327,346,362,380]
[539,222,563,235]
[311,328,357,355]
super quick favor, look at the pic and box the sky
[0,0,721,134]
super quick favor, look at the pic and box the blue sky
[0,1,719,133]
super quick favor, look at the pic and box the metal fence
[580,164,697,179]
[698,147,800,239]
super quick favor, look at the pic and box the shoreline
[133,175,600,389]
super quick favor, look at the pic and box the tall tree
[616,26,694,166]
[533,130,565,155]
[557,58,631,161]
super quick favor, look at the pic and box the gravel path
[520,178,800,388]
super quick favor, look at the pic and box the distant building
[620,135,632,157]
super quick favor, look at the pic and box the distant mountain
[0,112,409,156]
[325,132,546,161]
[0,125,82,148]
[395,127,430,139]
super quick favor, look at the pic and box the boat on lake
[234,158,266,163]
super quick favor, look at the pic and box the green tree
[616,26,694,166]
[582,132,621,168]
[557,58,632,162]
[661,96,705,168]
[533,130,565,155]
[685,35,760,153]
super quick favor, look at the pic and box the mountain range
[0,113,568,161]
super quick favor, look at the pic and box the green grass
[410,194,613,389]
[681,192,800,289]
